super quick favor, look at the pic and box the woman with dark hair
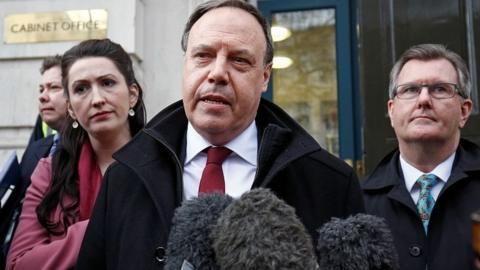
[6,39,146,270]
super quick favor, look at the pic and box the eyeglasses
[394,83,462,100]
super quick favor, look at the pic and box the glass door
[259,0,361,170]
[272,9,339,154]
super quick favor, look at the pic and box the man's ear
[459,98,473,128]
[387,99,395,128]
[261,62,273,93]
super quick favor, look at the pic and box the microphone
[165,193,233,270]
[165,189,398,270]
[211,188,319,270]
[316,213,399,270]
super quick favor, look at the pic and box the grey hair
[180,0,274,66]
[388,44,471,99]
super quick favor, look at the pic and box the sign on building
[4,9,108,44]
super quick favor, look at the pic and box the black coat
[77,99,365,270]
[362,139,480,270]
[20,135,54,191]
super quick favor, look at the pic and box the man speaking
[77,1,364,269]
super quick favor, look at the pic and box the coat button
[409,245,422,257]
[155,246,166,263]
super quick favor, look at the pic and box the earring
[128,108,135,117]
[72,121,79,129]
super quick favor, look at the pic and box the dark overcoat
[20,135,54,190]
[362,139,480,270]
[77,99,365,270]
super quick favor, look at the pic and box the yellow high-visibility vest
[41,121,57,137]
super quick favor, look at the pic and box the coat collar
[114,99,321,188]
[362,149,403,190]
[32,135,54,160]
[253,99,321,186]
[440,138,480,194]
[363,139,480,190]
[362,139,480,211]
[112,99,323,222]
[114,100,187,167]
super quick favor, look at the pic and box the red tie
[198,146,232,195]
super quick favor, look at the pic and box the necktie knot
[198,146,232,195]
[206,147,232,165]
[417,173,439,190]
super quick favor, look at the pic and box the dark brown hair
[40,55,62,75]
[36,39,146,234]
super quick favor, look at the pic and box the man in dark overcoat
[77,1,364,269]
[362,44,480,270]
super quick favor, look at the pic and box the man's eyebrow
[41,82,53,88]
[230,49,253,56]
[191,44,214,53]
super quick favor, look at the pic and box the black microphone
[165,193,233,270]
[316,213,399,270]
[211,188,319,270]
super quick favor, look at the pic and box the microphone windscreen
[211,188,319,270]
[316,213,399,270]
[165,193,233,270]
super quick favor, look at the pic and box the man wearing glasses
[362,44,480,270]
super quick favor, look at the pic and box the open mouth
[203,99,227,105]
[201,96,229,106]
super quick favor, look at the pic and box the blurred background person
[20,55,67,192]
[0,55,68,266]
[27,55,67,143]
[6,38,146,270]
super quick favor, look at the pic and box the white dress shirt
[400,152,455,204]
[183,121,258,200]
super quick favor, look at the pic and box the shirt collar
[400,151,455,192]
[53,133,60,142]
[224,121,257,166]
[184,121,257,166]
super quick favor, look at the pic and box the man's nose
[39,89,49,103]
[207,57,229,85]
[417,86,432,105]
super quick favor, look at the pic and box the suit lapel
[438,140,480,199]
[33,136,54,159]
[365,150,419,214]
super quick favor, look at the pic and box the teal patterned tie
[416,174,439,233]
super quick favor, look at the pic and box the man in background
[1,55,67,266]
[362,44,480,270]
[21,55,67,187]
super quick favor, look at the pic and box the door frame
[258,0,361,166]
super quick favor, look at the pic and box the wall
[0,0,211,165]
